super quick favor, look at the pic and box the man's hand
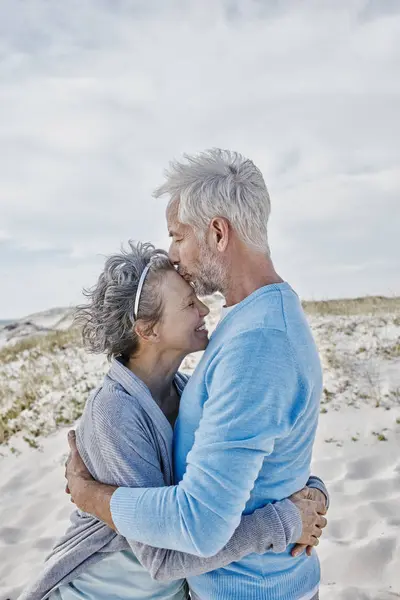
[303,486,328,508]
[289,487,328,557]
[64,430,117,529]
[65,430,94,503]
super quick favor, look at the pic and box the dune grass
[1,294,399,448]
[0,327,86,446]
[0,327,82,364]
[302,295,400,317]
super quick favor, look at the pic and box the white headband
[133,262,152,321]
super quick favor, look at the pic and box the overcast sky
[0,0,399,318]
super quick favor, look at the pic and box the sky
[0,0,399,318]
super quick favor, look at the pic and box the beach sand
[1,296,400,599]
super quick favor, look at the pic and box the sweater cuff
[273,499,303,547]
[307,476,330,509]
[110,486,142,538]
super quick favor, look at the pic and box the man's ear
[134,321,160,344]
[209,217,230,252]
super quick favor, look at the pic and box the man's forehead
[167,217,181,234]
[166,206,184,235]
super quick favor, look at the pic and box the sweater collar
[212,282,294,338]
[108,357,186,450]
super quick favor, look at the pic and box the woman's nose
[199,301,210,317]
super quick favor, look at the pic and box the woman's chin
[191,335,209,352]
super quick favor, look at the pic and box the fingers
[317,514,328,529]
[67,430,77,451]
[291,537,319,558]
[313,526,322,539]
[291,543,307,557]
[298,518,326,548]
[65,449,72,493]
[290,488,308,502]
[313,514,328,538]
[304,534,320,550]
[64,454,71,470]
[65,434,77,499]
[64,456,70,482]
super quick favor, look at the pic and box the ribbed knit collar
[108,357,187,450]
[212,281,294,339]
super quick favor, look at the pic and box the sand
[1,297,400,599]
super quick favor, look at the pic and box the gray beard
[192,277,221,297]
[191,256,226,297]
[178,239,227,297]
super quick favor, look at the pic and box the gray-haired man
[67,149,327,600]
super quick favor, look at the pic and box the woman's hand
[289,487,328,557]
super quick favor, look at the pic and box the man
[66,149,327,600]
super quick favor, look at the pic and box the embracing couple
[21,149,328,600]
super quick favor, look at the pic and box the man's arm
[132,500,301,581]
[111,330,308,556]
[70,330,316,557]
[66,433,327,581]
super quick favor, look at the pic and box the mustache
[175,265,191,279]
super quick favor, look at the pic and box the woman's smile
[195,321,208,337]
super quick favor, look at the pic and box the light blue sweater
[111,282,323,600]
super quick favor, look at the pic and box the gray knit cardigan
[19,358,328,600]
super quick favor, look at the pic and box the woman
[21,241,327,600]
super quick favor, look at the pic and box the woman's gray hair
[75,241,174,361]
[154,148,271,255]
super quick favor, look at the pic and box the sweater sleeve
[111,329,307,557]
[307,474,330,509]
[141,474,329,581]
[90,386,303,580]
[130,499,301,581]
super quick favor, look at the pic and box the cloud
[0,0,399,316]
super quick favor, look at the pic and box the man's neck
[222,253,283,307]
[127,348,184,405]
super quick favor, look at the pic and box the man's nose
[168,242,179,266]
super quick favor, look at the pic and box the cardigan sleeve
[138,475,328,581]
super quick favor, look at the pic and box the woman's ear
[134,321,160,344]
[209,217,230,252]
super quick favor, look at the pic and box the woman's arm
[128,474,328,581]
[128,499,299,581]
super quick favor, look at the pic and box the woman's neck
[126,348,184,405]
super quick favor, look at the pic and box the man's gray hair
[75,241,173,361]
[154,148,271,255]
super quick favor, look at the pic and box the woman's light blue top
[51,551,187,600]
